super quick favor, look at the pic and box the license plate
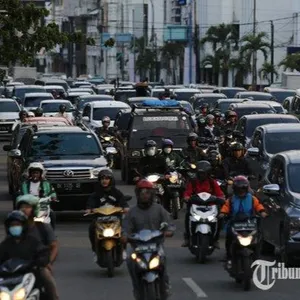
[0,126,10,131]
[56,183,81,190]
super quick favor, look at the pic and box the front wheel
[242,256,252,291]
[141,281,159,300]
[196,233,210,264]
[106,250,114,277]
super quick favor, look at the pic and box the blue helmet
[162,139,174,148]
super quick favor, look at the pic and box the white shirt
[30,182,40,196]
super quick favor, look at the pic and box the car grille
[46,169,91,180]
[0,123,13,132]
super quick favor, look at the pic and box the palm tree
[259,62,279,85]
[201,23,239,86]
[278,53,300,72]
[229,53,252,87]
[240,32,271,90]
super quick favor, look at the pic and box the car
[0,99,21,138]
[127,97,159,107]
[65,91,91,104]
[3,125,109,210]
[116,100,194,183]
[257,150,300,264]
[82,100,131,129]
[12,85,46,102]
[235,114,300,147]
[214,98,251,113]
[22,92,54,111]
[263,87,295,104]
[283,88,300,118]
[229,103,276,118]
[257,101,285,114]
[44,85,66,95]
[151,89,168,98]
[213,87,246,98]
[282,96,294,113]
[34,78,69,91]
[247,123,300,180]
[234,91,274,101]
[93,85,114,95]
[114,89,137,102]
[191,93,227,110]
[172,88,201,101]
[39,99,74,121]
[72,81,92,88]
[76,94,114,113]
[6,82,24,87]
[68,88,94,94]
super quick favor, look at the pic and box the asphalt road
[0,142,298,299]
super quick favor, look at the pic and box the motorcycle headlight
[90,168,102,178]
[0,292,10,300]
[169,175,178,183]
[207,215,216,222]
[190,164,196,169]
[104,136,111,141]
[14,288,26,300]
[146,175,160,182]
[131,151,140,157]
[103,228,115,237]
[192,214,201,221]
[34,216,46,222]
[237,235,253,246]
[149,256,160,269]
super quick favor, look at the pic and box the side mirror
[3,145,12,151]
[247,147,260,156]
[124,195,132,201]
[82,116,89,122]
[159,222,169,231]
[263,184,280,196]
[8,149,21,157]
[106,146,117,154]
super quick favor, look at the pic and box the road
[0,142,298,299]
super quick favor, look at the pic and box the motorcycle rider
[212,110,224,127]
[208,150,225,180]
[158,139,182,171]
[219,176,267,266]
[224,110,238,132]
[55,104,71,122]
[19,110,28,122]
[182,133,207,163]
[182,161,224,247]
[134,140,166,180]
[0,211,57,299]
[34,107,44,117]
[203,114,221,138]
[85,169,129,258]
[122,180,174,300]
[196,115,206,136]
[16,195,59,300]
[96,116,115,136]
[198,103,209,117]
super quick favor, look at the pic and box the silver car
[0,99,21,138]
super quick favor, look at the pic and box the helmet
[230,142,244,151]
[98,169,113,180]
[144,140,157,148]
[26,162,45,178]
[196,161,212,173]
[213,110,222,118]
[135,179,155,208]
[187,132,198,143]
[136,179,154,190]
[102,116,111,123]
[19,110,27,118]
[144,140,157,156]
[5,210,28,235]
[233,175,250,195]
[16,194,40,217]
[162,139,174,148]
[59,104,66,111]
[227,111,237,118]
[34,107,43,117]
[200,103,209,109]
[206,114,214,121]
[208,150,220,161]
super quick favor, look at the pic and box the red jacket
[183,178,224,199]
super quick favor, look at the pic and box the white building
[196,0,300,86]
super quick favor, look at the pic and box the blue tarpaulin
[142,100,180,107]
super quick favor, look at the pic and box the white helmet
[27,111,35,117]
[26,162,45,178]
[102,116,111,123]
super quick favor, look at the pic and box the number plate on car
[56,183,81,190]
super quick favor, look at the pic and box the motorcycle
[100,135,118,168]
[188,192,224,263]
[0,259,42,299]
[128,223,169,300]
[179,161,197,181]
[225,216,259,291]
[34,196,58,230]
[84,200,131,277]
[145,174,165,204]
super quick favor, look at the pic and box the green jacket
[158,152,183,171]
[20,180,57,198]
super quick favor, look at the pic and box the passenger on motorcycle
[0,211,58,300]
[198,103,209,117]
[224,110,238,132]
[34,107,44,117]
[212,110,224,127]
[55,104,69,120]
[182,133,207,163]
[222,142,252,180]
[182,161,224,247]
[219,176,267,265]
[158,139,182,171]
[203,114,221,138]
[16,195,59,300]
[96,116,115,136]
[86,169,129,257]
[122,180,174,300]
[19,110,28,122]
[134,140,166,180]
[208,150,225,180]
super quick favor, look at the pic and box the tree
[0,0,95,68]
[278,53,300,72]
[229,53,252,87]
[259,62,278,84]
[240,32,270,90]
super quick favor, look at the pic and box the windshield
[175,92,198,101]
[234,107,276,118]
[30,133,101,157]
[115,91,136,102]
[240,93,273,100]
[180,102,195,114]
[41,102,73,112]
[0,102,19,112]
[78,97,112,110]
[194,97,224,109]
[288,164,300,194]
[24,97,52,107]
[271,105,284,113]
[14,88,45,100]
[270,91,295,103]
[92,107,123,120]
[220,89,243,98]
[129,115,191,148]
[265,132,300,154]
[152,90,164,97]
[216,101,238,113]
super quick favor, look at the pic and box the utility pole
[270,21,274,84]
[132,9,136,82]
[252,0,257,90]
[193,0,200,83]
[188,0,193,83]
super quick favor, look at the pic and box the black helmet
[187,132,198,143]
[227,110,237,118]
[34,107,43,117]
[19,110,27,118]
[59,104,66,112]
[230,142,244,151]
[208,149,220,160]
[4,210,28,234]
[196,161,212,173]
[98,169,113,181]
[200,103,209,109]
[213,110,222,118]
[144,140,157,148]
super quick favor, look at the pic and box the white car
[0,99,21,137]
[82,100,130,129]
[23,92,54,111]
[39,99,75,122]
[258,101,286,114]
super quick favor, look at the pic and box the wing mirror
[247,147,260,156]
[263,184,280,196]
[8,149,21,157]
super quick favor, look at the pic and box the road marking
[182,278,208,298]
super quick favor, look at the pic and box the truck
[12,66,37,84]
[281,72,300,89]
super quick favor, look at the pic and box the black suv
[247,123,300,180]
[115,104,193,183]
[3,126,108,210]
[257,150,300,264]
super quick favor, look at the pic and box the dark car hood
[40,157,107,168]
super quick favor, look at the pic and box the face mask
[8,226,23,237]
[146,147,156,156]
[163,147,172,154]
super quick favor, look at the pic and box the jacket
[20,180,57,199]
[96,127,115,137]
[203,125,221,138]
[183,178,224,199]
[86,186,129,209]
[182,146,207,163]
[220,193,265,216]
[210,165,225,180]
[158,152,183,171]
[222,156,252,179]
[137,155,166,176]
[0,235,49,267]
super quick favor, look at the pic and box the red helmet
[136,179,154,189]
[233,176,249,194]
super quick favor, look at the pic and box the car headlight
[91,168,102,178]
[103,228,115,237]
[131,151,140,157]
[14,288,26,300]
[149,256,160,269]
[237,235,253,246]
[169,175,178,183]
[0,292,10,300]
